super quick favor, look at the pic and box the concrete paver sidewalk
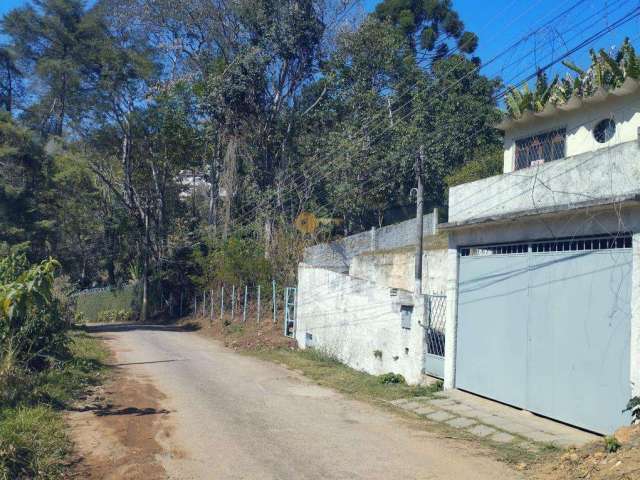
[391,389,599,449]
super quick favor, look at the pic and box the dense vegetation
[0,0,503,320]
[0,252,107,478]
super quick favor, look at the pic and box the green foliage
[0,332,107,480]
[506,38,640,118]
[0,254,68,371]
[604,435,621,453]
[0,406,69,480]
[95,309,132,324]
[445,146,503,187]
[192,236,272,288]
[374,0,478,56]
[378,372,407,385]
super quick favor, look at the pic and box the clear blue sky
[2,0,639,87]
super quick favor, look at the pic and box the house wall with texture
[295,263,426,384]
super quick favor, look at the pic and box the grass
[0,331,108,479]
[75,284,136,322]
[252,347,443,402]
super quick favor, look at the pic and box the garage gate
[456,234,632,433]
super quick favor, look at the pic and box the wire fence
[189,281,296,336]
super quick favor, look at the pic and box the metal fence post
[231,285,236,320]
[272,280,276,323]
[210,289,214,324]
[180,291,183,317]
[257,285,261,323]
[221,285,225,318]
[243,285,248,323]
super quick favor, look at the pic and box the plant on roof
[505,38,640,119]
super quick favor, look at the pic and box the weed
[252,349,441,402]
[604,435,621,453]
[378,373,406,385]
[0,332,107,479]
[373,350,383,359]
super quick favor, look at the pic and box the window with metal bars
[515,128,566,170]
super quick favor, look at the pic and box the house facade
[442,79,640,434]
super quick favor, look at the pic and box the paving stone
[397,401,425,411]
[446,417,476,429]
[467,424,497,438]
[442,403,475,415]
[426,411,456,422]
[413,406,436,416]
[389,398,411,406]
[429,398,457,407]
[490,432,516,443]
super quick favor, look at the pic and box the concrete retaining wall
[449,141,640,224]
[349,248,448,294]
[295,263,426,384]
[304,212,438,272]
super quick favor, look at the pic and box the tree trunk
[141,211,149,323]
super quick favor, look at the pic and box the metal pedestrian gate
[423,293,446,379]
[456,234,633,433]
[284,287,297,338]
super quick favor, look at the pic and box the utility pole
[414,146,425,296]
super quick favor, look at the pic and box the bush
[604,435,621,453]
[95,309,132,324]
[378,372,406,385]
[0,255,68,371]
[625,396,640,424]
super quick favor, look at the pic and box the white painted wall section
[295,263,426,384]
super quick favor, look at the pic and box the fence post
[210,289,214,324]
[257,285,261,323]
[194,295,197,317]
[231,285,236,320]
[221,285,225,318]
[272,280,276,323]
[243,285,248,323]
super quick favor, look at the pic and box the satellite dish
[295,212,319,234]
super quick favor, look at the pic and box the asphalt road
[96,325,522,480]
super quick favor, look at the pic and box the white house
[441,78,640,434]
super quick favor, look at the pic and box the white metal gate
[424,294,446,378]
[456,234,633,433]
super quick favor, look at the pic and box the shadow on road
[72,404,170,417]
[80,322,201,333]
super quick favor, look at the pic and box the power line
[226,1,635,233]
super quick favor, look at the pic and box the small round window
[593,118,616,143]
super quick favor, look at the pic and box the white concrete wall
[449,140,640,224]
[295,263,426,384]
[503,93,640,172]
[349,248,448,294]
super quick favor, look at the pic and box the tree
[374,0,478,58]
[1,0,107,135]
[0,47,21,113]
[0,112,54,258]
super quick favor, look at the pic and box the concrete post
[443,243,460,390]
[631,233,640,397]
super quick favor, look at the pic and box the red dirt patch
[67,350,170,479]
[185,311,296,351]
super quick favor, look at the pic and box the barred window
[515,128,566,170]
